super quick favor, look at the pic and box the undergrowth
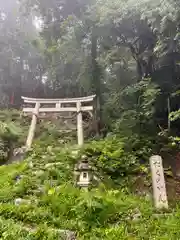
[0,109,77,164]
[0,137,179,239]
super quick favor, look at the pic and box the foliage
[0,0,179,149]
[0,0,180,237]
[0,0,46,106]
[0,121,21,140]
[0,119,22,164]
[0,109,79,163]
[169,109,180,122]
[0,141,178,239]
[82,136,151,186]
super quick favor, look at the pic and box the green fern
[0,121,22,163]
[0,122,8,136]
[0,139,7,162]
[0,121,21,140]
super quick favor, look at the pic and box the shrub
[0,121,22,163]
[0,140,180,239]
[82,135,150,186]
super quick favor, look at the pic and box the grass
[0,141,179,239]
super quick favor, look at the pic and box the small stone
[14,198,22,205]
[132,208,142,221]
[14,198,31,206]
[13,146,26,156]
[47,146,53,152]
[132,213,141,221]
[56,229,76,240]
[45,162,63,168]
[23,226,36,233]
[34,170,44,177]
[32,186,44,195]
[9,146,27,163]
[22,226,76,239]
[28,161,33,168]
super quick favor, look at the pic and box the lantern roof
[77,160,90,171]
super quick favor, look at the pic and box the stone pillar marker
[76,101,84,146]
[26,102,40,149]
[149,155,168,209]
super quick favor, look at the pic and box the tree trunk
[91,29,102,136]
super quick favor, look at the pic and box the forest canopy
[0,0,180,152]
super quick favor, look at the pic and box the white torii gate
[22,95,96,149]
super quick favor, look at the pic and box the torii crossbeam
[22,95,96,149]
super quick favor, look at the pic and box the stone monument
[149,155,168,209]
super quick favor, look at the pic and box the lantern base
[77,181,90,188]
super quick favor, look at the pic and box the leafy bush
[0,120,22,163]
[82,135,151,186]
[0,109,77,164]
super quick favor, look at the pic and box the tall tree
[0,0,46,106]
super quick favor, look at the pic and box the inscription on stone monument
[149,155,168,209]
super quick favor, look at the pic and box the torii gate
[22,95,96,149]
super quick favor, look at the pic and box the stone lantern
[76,157,92,189]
